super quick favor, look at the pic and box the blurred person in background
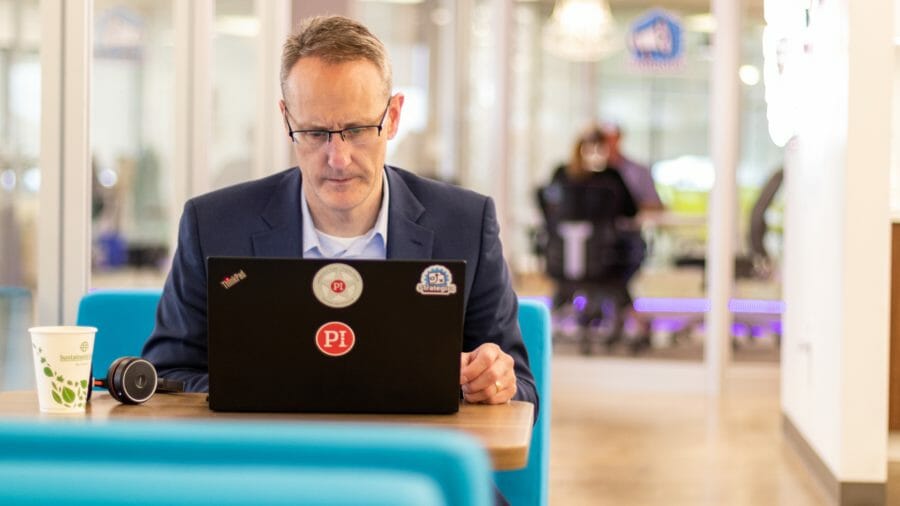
[538,125,638,350]
[603,122,664,212]
[603,122,664,347]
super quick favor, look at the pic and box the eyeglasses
[284,99,392,149]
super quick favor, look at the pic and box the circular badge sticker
[312,263,363,308]
[315,321,356,357]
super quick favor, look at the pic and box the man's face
[280,57,402,219]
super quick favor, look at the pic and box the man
[603,122,664,212]
[602,122,661,349]
[142,16,537,415]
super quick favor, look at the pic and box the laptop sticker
[416,265,458,296]
[315,321,356,357]
[312,263,363,308]
[220,270,247,289]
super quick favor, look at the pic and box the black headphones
[90,357,185,404]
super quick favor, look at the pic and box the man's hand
[460,343,517,404]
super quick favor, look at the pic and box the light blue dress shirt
[301,171,389,260]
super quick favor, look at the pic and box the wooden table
[0,391,533,470]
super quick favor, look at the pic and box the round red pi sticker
[315,321,355,357]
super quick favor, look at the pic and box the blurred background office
[0,0,785,360]
[1,0,896,504]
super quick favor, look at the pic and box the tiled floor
[548,356,830,505]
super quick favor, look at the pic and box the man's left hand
[459,343,517,404]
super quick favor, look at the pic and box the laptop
[206,257,466,414]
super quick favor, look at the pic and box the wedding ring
[495,381,503,394]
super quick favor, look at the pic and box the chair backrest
[0,418,493,506]
[76,289,162,375]
[0,462,442,506]
[0,286,33,390]
[538,181,632,283]
[495,298,552,506]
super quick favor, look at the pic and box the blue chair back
[0,419,493,506]
[76,289,162,375]
[0,463,441,505]
[0,286,33,389]
[495,298,552,505]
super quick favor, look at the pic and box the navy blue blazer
[142,166,539,413]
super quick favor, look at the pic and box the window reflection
[0,0,40,389]
[91,1,174,287]
[211,0,258,190]
[353,1,782,362]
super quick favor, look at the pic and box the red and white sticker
[312,263,363,308]
[315,321,356,357]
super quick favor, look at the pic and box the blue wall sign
[627,9,684,69]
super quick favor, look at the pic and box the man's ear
[278,99,291,139]
[385,93,405,140]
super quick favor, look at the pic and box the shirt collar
[302,170,390,257]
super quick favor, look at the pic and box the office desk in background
[0,391,533,470]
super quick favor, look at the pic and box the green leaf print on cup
[34,346,87,408]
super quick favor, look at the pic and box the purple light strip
[633,297,785,314]
[634,297,710,313]
[520,295,785,315]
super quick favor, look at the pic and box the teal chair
[0,418,494,505]
[0,286,33,389]
[76,289,162,375]
[495,298,552,505]
[0,463,441,505]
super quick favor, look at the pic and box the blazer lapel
[385,166,434,259]
[251,168,304,257]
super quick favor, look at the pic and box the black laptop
[206,257,466,414]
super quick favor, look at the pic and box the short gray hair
[281,15,392,101]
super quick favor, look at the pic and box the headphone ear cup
[105,357,123,402]
[115,357,158,405]
[107,357,132,403]
[115,357,140,404]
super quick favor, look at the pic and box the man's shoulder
[388,166,488,206]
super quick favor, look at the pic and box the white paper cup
[29,326,97,413]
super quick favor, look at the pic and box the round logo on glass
[312,263,364,308]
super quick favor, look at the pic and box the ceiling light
[739,64,760,86]
[543,0,618,61]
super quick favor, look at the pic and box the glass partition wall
[91,0,175,288]
[355,0,782,362]
[0,0,40,389]
[6,1,782,391]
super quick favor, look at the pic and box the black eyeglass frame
[283,98,392,146]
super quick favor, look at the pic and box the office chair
[536,180,635,354]
[495,299,552,506]
[76,288,162,375]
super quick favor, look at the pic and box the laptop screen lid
[207,257,465,414]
